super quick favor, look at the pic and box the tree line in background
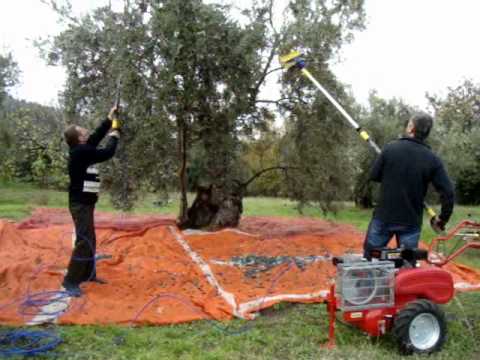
[1,0,480,228]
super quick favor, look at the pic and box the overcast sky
[1,0,479,110]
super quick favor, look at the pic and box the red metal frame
[428,220,480,266]
[324,219,479,348]
[326,267,455,340]
[325,284,337,348]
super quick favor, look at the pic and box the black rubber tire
[392,299,447,355]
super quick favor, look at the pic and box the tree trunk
[354,181,375,209]
[178,167,290,230]
[177,117,189,224]
[178,183,243,230]
[209,184,243,229]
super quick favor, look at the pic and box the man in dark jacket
[363,113,454,259]
[62,107,120,296]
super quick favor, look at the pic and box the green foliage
[0,97,68,188]
[269,0,366,212]
[44,0,269,210]
[0,54,20,168]
[281,89,358,212]
[429,80,480,204]
[0,52,19,106]
[241,126,285,196]
[41,0,366,215]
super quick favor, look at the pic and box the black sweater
[370,137,454,228]
[68,119,118,204]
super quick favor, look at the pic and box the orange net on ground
[1,208,479,326]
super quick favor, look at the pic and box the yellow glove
[108,106,121,130]
[112,118,120,130]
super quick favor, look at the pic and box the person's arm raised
[87,107,117,147]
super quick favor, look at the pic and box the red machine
[327,220,480,355]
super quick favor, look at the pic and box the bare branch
[241,165,299,188]
[267,0,278,36]
[40,0,79,25]
[251,4,282,103]
[256,97,308,105]
[265,66,283,76]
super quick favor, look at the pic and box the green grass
[1,182,480,359]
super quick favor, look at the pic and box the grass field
[0,182,479,359]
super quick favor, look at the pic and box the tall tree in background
[277,0,366,212]
[0,53,66,187]
[0,96,67,187]
[43,0,365,228]
[0,53,19,107]
[0,53,20,178]
[240,122,285,197]
[429,80,480,204]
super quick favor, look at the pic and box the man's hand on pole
[108,106,121,131]
[430,216,446,233]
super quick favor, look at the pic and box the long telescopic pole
[279,51,438,221]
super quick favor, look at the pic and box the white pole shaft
[300,67,436,218]
[301,68,382,154]
[301,68,360,131]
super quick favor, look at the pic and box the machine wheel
[393,299,447,355]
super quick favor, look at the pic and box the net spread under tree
[43,0,366,228]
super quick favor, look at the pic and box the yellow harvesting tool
[279,50,439,224]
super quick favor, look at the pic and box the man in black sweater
[363,113,454,259]
[62,107,120,296]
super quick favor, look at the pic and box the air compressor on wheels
[326,220,480,355]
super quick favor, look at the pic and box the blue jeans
[363,218,421,259]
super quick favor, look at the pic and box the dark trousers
[64,202,97,285]
[363,218,421,259]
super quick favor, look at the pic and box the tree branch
[256,97,308,105]
[241,165,298,188]
[267,0,278,37]
[251,23,280,103]
[40,0,79,25]
[264,66,283,77]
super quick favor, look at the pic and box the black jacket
[68,119,118,204]
[370,137,454,227]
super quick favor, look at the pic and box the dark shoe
[62,282,83,297]
[88,277,108,285]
